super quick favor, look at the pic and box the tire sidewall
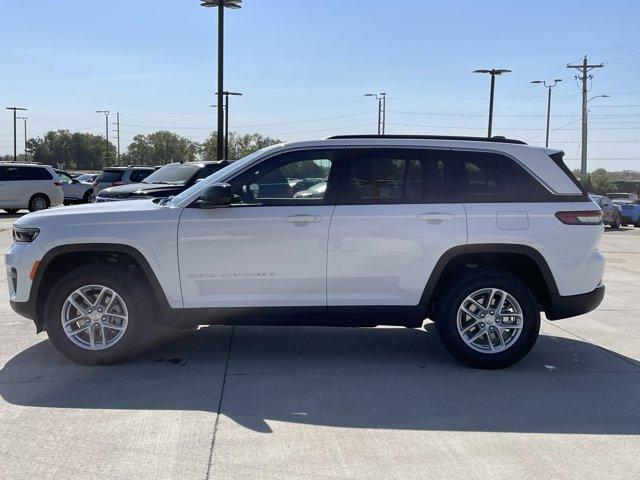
[436,269,541,369]
[44,265,150,365]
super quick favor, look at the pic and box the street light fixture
[364,92,387,134]
[200,0,243,160]
[474,69,511,137]
[6,106,27,161]
[531,79,562,147]
[96,110,110,166]
[16,116,28,160]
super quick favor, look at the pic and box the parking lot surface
[1,214,639,479]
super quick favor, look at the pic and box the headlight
[13,227,40,243]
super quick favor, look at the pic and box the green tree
[27,130,115,169]
[125,131,198,165]
[200,131,281,160]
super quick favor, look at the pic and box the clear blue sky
[2,0,640,171]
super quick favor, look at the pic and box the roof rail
[325,134,527,145]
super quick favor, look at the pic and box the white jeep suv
[6,136,605,368]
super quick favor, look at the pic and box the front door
[178,148,341,308]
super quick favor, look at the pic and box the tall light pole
[16,116,28,159]
[200,0,242,160]
[364,92,387,134]
[6,106,27,161]
[216,91,242,159]
[96,110,110,166]
[474,69,510,137]
[531,79,562,147]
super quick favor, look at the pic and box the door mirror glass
[195,183,232,208]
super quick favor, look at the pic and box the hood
[97,182,183,198]
[14,199,169,228]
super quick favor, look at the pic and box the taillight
[555,210,603,225]
[54,181,62,187]
[112,181,124,186]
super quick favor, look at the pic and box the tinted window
[97,169,125,183]
[229,150,335,205]
[455,151,551,202]
[0,166,52,181]
[346,149,458,204]
[129,169,154,183]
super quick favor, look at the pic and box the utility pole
[216,91,242,159]
[6,106,27,161]
[474,69,511,137]
[567,57,604,178]
[96,110,110,166]
[364,92,387,134]
[531,79,562,147]
[16,117,28,159]
[112,113,121,162]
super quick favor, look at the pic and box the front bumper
[546,284,605,320]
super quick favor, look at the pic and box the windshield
[143,163,200,185]
[167,145,282,207]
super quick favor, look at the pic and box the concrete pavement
[1,213,639,479]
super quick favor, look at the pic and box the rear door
[327,148,467,307]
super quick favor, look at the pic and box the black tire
[611,214,621,229]
[4,208,19,214]
[44,265,152,365]
[28,193,50,212]
[435,269,541,369]
[81,189,93,203]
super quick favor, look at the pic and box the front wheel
[435,269,540,369]
[44,265,151,365]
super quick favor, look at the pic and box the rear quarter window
[454,151,553,202]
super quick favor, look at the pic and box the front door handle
[285,215,323,224]
[418,212,455,224]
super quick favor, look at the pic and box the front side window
[57,171,74,184]
[229,149,336,205]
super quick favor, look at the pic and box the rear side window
[0,166,52,181]
[129,169,154,183]
[454,151,552,202]
[98,169,125,183]
[346,149,458,204]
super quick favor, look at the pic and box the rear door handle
[418,212,455,224]
[285,215,323,224]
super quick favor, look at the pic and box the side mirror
[195,183,232,209]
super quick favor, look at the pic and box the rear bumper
[546,284,605,320]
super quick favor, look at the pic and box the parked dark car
[94,160,231,202]
[590,194,622,228]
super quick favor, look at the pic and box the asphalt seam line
[204,325,235,480]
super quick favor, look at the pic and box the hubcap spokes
[456,288,523,354]
[61,285,128,350]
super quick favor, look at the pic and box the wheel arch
[32,243,171,332]
[421,244,558,318]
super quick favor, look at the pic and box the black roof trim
[326,134,527,145]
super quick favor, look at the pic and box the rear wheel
[435,269,540,369]
[28,194,50,212]
[81,190,93,203]
[44,265,151,365]
[611,214,621,229]
[3,209,19,214]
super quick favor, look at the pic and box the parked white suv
[6,136,605,368]
[0,163,64,213]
